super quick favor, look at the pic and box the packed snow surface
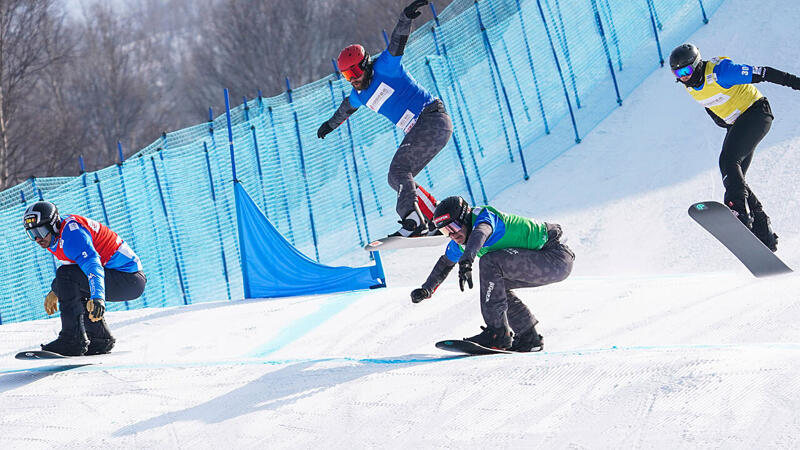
[2,0,800,447]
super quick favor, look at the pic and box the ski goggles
[673,64,694,78]
[341,64,365,82]
[442,221,463,236]
[25,225,50,241]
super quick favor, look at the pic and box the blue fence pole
[243,96,268,210]
[429,15,486,158]
[286,77,320,261]
[600,0,623,70]
[424,58,484,205]
[535,0,581,144]
[223,89,238,182]
[646,0,665,66]
[21,185,53,311]
[475,1,529,180]
[93,173,110,225]
[266,106,296,243]
[513,0,550,134]
[591,0,622,106]
[541,0,581,108]
[331,58,383,218]
[326,77,367,246]
[697,0,709,23]
[203,141,232,301]
[115,142,137,309]
[150,155,189,305]
[485,0,532,122]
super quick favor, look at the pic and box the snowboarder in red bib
[317,0,451,238]
[23,201,146,356]
[670,43,800,252]
[410,196,575,352]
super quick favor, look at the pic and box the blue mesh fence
[0,0,723,324]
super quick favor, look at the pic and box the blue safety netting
[0,0,723,324]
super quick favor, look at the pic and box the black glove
[86,298,105,322]
[403,0,428,19]
[317,122,333,139]
[410,287,432,304]
[458,260,473,291]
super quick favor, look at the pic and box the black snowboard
[689,201,792,278]
[15,350,71,360]
[435,339,515,355]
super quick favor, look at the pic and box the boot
[84,315,116,355]
[751,210,778,252]
[41,332,88,356]
[509,326,544,352]
[726,199,753,229]
[465,325,512,350]
[389,205,429,238]
[86,337,116,355]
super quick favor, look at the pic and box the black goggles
[25,225,51,241]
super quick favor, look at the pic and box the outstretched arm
[410,255,455,303]
[389,0,429,57]
[317,97,359,139]
[752,66,800,90]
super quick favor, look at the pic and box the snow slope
[2,0,800,448]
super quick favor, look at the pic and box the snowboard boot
[86,337,116,355]
[509,326,544,352]
[84,315,116,355]
[41,332,89,356]
[751,210,779,252]
[465,325,512,350]
[726,199,753,229]
[389,205,429,238]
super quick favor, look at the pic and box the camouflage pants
[478,226,574,333]
[388,100,453,219]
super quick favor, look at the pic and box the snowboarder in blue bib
[317,0,452,238]
[410,196,575,352]
[670,43,800,252]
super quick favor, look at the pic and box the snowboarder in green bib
[410,196,575,351]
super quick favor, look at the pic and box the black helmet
[23,201,60,240]
[669,43,701,72]
[432,196,471,229]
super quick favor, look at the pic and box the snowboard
[15,350,72,360]
[435,339,516,355]
[14,349,127,360]
[364,234,449,252]
[688,201,792,278]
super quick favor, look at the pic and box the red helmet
[337,44,369,81]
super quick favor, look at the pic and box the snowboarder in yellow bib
[670,43,800,252]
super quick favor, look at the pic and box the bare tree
[0,0,71,188]
[181,0,453,122]
[64,2,168,169]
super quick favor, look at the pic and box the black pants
[719,97,773,212]
[51,264,146,339]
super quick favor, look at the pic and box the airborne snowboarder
[316,0,452,238]
[670,43,800,252]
